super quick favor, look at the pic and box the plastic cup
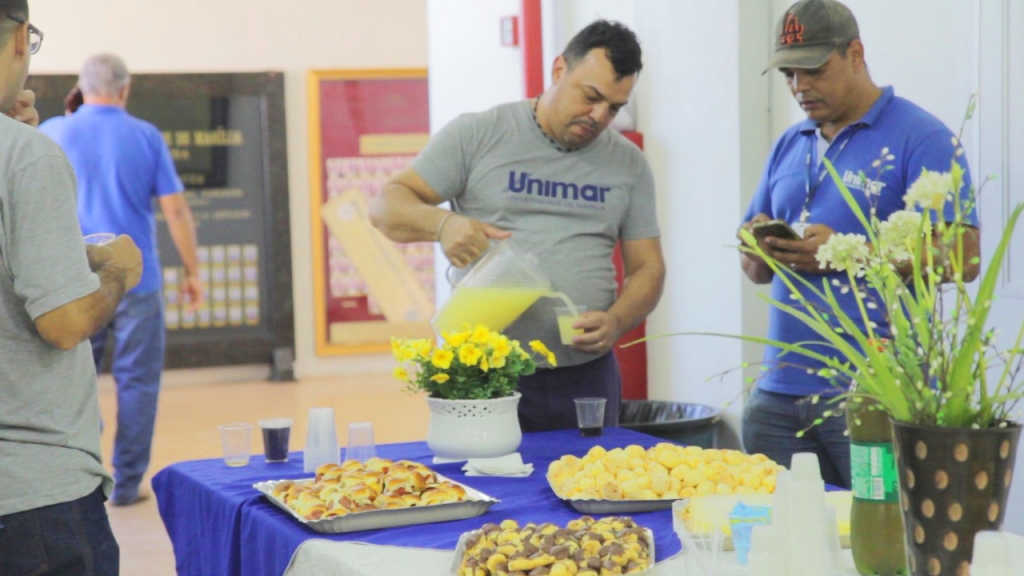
[971,531,1013,574]
[304,407,339,473]
[83,233,116,245]
[346,422,377,462]
[555,305,587,345]
[258,417,293,463]
[574,397,606,437]
[218,423,253,467]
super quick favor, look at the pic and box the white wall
[28,0,428,378]
[635,0,769,449]
[426,0,524,305]
[769,0,976,142]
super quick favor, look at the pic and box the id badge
[791,222,809,239]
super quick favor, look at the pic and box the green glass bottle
[848,397,908,576]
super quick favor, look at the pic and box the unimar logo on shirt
[841,169,887,196]
[506,171,609,204]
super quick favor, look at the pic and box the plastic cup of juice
[555,305,587,345]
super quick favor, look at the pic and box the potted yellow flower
[391,325,556,459]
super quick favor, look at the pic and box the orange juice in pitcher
[432,286,550,334]
[432,241,561,335]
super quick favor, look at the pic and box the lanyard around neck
[800,126,857,224]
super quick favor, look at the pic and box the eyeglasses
[6,14,43,55]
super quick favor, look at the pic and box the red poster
[309,70,433,356]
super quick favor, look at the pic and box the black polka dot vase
[890,420,1020,576]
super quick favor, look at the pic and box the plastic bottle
[847,396,908,575]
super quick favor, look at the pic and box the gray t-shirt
[413,101,660,367]
[0,115,111,516]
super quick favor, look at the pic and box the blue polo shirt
[41,104,183,294]
[743,87,977,398]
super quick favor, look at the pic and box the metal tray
[450,525,656,575]
[254,474,499,534]
[547,474,679,513]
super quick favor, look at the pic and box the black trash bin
[618,401,721,448]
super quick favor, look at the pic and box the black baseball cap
[764,0,859,73]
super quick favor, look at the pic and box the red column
[521,0,544,98]
[614,131,648,400]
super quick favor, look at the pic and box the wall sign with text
[27,73,294,371]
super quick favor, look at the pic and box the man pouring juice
[370,21,664,432]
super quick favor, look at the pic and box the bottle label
[851,441,898,502]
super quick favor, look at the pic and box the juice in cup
[556,305,587,345]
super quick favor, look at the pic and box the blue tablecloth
[154,428,684,576]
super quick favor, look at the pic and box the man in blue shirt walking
[41,54,203,506]
[738,0,980,487]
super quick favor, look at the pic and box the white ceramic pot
[425,392,522,459]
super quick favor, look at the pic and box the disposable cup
[218,423,253,467]
[304,407,339,473]
[84,233,116,245]
[345,422,377,462]
[574,397,606,437]
[258,417,293,463]
[555,305,587,345]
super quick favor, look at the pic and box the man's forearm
[608,264,665,336]
[369,185,449,243]
[166,211,200,276]
[34,263,127,350]
[88,264,128,332]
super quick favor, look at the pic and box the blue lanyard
[801,126,857,223]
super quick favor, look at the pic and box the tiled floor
[98,367,424,576]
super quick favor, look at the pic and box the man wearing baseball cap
[737,0,980,487]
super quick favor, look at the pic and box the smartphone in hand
[751,219,801,241]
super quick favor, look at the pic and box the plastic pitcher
[432,241,552,335]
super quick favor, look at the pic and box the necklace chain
[532,97,577,153]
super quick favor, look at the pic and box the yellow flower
[480,355,490,372]
[459,344,483,367]
[393,366,409,382]
[490,354,507,369]
[469,325,492,344]
[529,340,552,357]
[431,349,454,370]
[492,336,512,360]
[429,373,450,383]
[412,339,433,359]
[445,330,469,347]
[546,352,557,367]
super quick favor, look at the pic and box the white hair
[78,54,131,97]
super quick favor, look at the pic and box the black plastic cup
[258,418,293,463]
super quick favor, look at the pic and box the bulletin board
[308,69,435,356]
[27,72,294,372]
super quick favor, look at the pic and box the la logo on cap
[781,13,804,45]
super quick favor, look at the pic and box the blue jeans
[742,388,851,488]
[0,487,119,576]
[91,290,165,505]
[517,352,621,432]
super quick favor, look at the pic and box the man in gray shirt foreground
[0,1,142,573]
[371,20,665,431]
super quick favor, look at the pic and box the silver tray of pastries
[450,516,655,575]
[253,458,499,534]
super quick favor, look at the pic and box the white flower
[904,168,958,210]
[878,210,927,261]
[816,233,870,276]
